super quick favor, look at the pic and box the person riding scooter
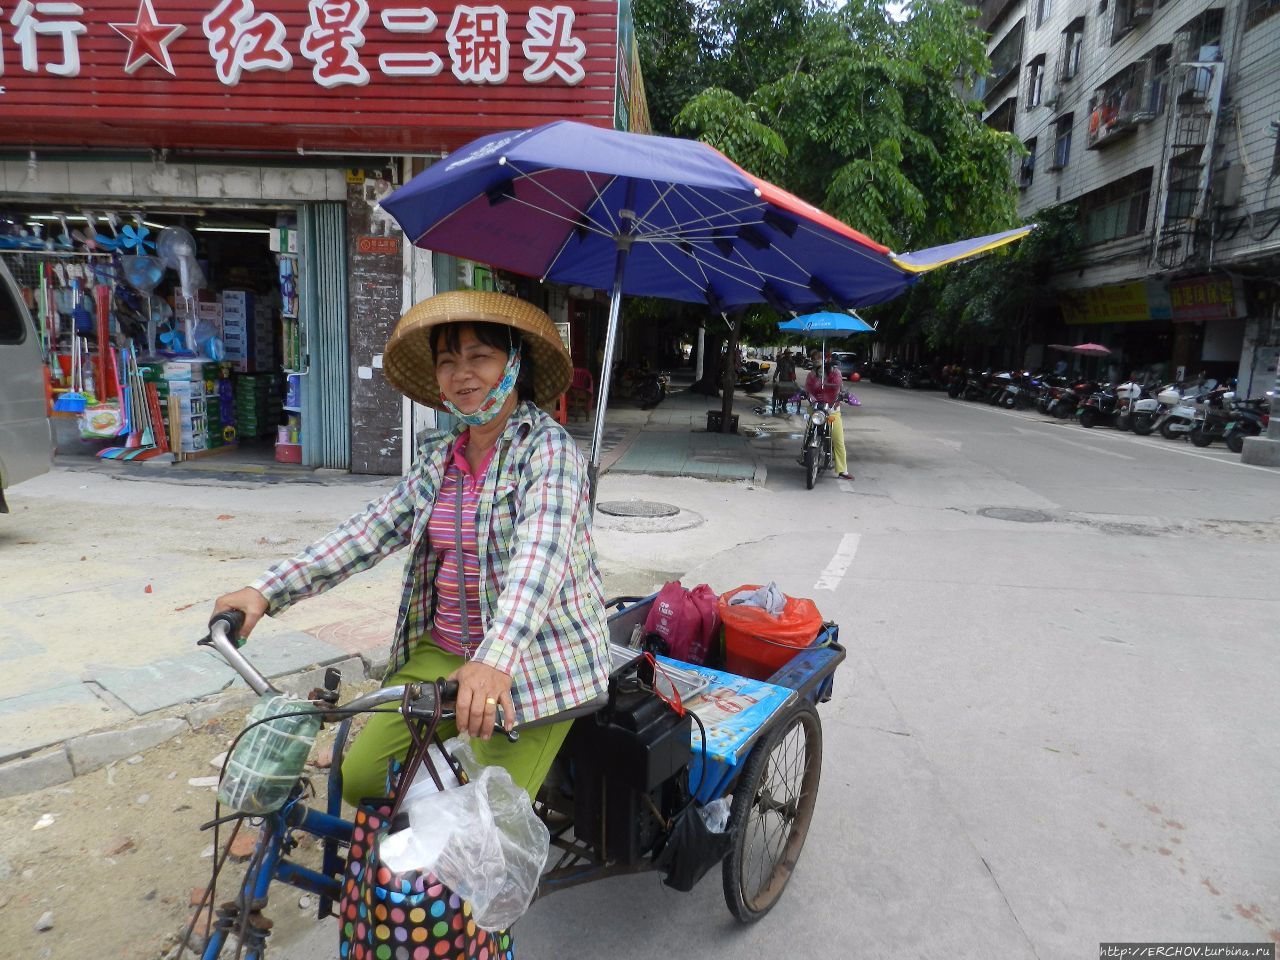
[805,348,853,481]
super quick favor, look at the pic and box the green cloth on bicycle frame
[341,642,571,805]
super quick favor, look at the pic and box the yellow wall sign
[1063,282,1151,324]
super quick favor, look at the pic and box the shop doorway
[0,203,346,474]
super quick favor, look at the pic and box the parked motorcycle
[1154,380,1217,440]
[1078,381,1143,429]
[1129,383,1176,436]
[613,363,669,409]
[736,360,768,393]
[995,371,1041,410]
[1224,397,1269,453]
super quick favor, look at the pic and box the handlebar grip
[441,679,459,702]
[209,609,247,649]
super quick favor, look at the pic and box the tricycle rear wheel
[722,703,822,923]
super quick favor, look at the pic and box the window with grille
[1165,161,1201,222]
[1020,138,1038,188]
[1246,0,1279,27]
[1079,169,1153,243]
[1051,114,1074,168]
[1027,56,1047,106]
[1060,18,1085,80]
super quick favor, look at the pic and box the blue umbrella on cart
[379,120,1032,500]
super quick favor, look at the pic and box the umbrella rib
[501,159,622,236]
[647,241,712,294]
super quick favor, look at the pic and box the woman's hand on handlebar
[446,661,514,740]
[212,587,269,639]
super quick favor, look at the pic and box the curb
[0,655,372,800]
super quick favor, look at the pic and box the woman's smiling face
[434,324,509,413]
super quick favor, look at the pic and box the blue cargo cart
[533,592,846,922]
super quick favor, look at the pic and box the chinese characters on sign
[0,0,587,87]
[8,1,88,77]
[1169,276,1243,323]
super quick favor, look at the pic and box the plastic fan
[121,255,165,295]
[156,226,197,269]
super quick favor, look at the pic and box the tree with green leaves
[629,0,1029,420]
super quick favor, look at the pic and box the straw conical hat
[383,290,572,411]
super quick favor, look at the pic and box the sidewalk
[568,373,772,483]
[0,378,774,797]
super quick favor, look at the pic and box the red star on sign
[109,0,187,77]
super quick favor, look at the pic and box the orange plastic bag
[717,585,824,680]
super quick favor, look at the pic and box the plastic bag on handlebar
[217,693,320,814]
[380,738,549,932]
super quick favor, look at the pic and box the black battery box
[566,662,693,864]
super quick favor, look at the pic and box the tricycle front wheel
[722,703,822,922]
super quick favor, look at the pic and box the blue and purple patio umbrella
[380,120,1031,491]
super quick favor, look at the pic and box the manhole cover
[978,507,1053,523]
[597,499,680,518]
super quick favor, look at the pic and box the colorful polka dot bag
[337,802,514,960]
[338,683,514,960]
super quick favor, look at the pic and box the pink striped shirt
[426,433,496,657]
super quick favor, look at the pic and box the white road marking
[940,396,1280,473]
[814,533,860,591]
[1013,426,1135,460]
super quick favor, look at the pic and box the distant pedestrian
[772,350,799,414]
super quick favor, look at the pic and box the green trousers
[340,642,572,807]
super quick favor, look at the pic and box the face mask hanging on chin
[442,346,522,427]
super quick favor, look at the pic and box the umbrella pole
[587,237,632,513]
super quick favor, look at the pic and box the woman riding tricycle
[204,291,843,959]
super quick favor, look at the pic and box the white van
[0,259,53,511]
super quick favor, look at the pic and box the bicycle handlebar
[201,615,515,739]
[202,612,279,697]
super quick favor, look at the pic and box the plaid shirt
[250,402,610,723]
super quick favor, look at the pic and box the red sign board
[1169,275,1246,323]
[0,0,619,153]
[356,234,401,255]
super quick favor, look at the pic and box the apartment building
[975,0,1280,395]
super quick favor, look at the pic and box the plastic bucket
[718,585,824,681]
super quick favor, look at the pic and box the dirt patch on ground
[0,690,375,959]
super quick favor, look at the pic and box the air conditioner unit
[1211,163,1243,208]
[1044,85,1061,108]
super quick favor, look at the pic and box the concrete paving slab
[242,629,350,679]
[88,652,239,714]
[65,716,188,775]
[611,429,758,480]
[0,748,74,799]
[0,682,125,761]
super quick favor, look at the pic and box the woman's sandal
[837,472,855,481]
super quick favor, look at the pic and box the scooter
[1154,380,1217,440]
[1130,383,1176,436]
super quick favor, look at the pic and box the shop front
[1059,280,1174,380]
[0,0,632,475]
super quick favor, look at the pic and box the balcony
[1087,61,1153,149]
[1112,0,1155,42]
[1088,96,1141,148]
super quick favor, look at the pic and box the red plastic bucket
[718,585,824,681]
